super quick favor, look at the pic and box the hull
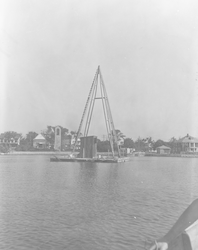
[168,219,198,250]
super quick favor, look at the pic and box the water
[0,155,198,250]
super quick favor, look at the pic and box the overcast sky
[1,0,198,140]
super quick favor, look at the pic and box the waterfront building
[64,133,80,150]
[0,134,21,150]
[176,134,198,153]
[33,134,47,149]
[156,145,171,154]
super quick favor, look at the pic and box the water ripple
[0,156,198,249]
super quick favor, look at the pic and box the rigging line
[84,71,98,135]
[106,96,120,157]
[84,74,96,136]
[84,71,99,137]
[105,96,115,156]
[99,73,114,154]
[101,85,115,155]
[99,68,116,156]
[85,75,98,137]
[73,67,99,153]
[99,68,120,157]
[100,72,110,137]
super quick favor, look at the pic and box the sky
[0,0,198,141]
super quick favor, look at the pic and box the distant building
[54,126,80,151]
[176,134,198,153]
[54,126,62,151]
[33,134,46,149]
[157,145,171,154]
[64,133,78,150]
[0,134,21,150]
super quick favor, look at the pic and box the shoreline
[145,153,198,158]
[1,152,198,158]
[0,151,73,156]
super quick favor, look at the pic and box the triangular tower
[73,66,121,158]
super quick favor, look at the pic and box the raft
[50,156,131,163]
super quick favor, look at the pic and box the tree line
[0,127,178,153]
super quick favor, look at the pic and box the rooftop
[33,134,46,140]
[177,134,198,143]
[157,145,171,149]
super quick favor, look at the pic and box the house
[0,134,21,150]
[33,134,46,149]
[64,133,78,150]
[176,134,198,153]
[157,145,171,154]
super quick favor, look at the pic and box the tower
[54,126,62,151]
[73,66,121,158]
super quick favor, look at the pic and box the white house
[33,134,46,149]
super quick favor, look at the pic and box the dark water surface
[0,155,198,250]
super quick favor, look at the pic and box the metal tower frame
[72,66,121,158]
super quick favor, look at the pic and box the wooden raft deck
[50,156,131,163]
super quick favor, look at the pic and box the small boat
[168,219,198,250]
[149,199,198,250]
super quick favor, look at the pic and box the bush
[0,145,9,153]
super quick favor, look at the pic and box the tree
[0,144,9,153]
[141,137,155,152]
[17,131,38,151]
[134,137,146,152]
[110,129,125,148]
[115,129,125,141]
[26,131,38,146]
[2,131,22,140]
[97,139,111,152]
[43,126,55,146]
[123,138,134,148]
[167,137,179,153]
[153,139,167,150]
[0,131,22,152]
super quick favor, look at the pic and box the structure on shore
[51,66,130,163]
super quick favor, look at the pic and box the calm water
[0,155,198,250]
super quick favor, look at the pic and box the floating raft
[50,156,131,163]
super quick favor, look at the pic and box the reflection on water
[0,155,198,249]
